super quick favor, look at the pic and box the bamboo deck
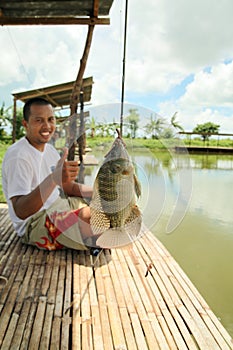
[0,207,233,350]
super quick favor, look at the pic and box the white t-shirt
[2,137,60,237]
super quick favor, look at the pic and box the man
[2,97,95,251]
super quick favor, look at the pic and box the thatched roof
[0,0,114,25]
[12,77,93,108]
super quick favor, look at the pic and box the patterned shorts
[21,196,88,251]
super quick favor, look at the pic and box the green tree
[1,104,25,140]
[0,102,8,139]
[160,127,174,139]
[124,108,140,138]
[144,114,166,139]
[193,121,220,141]
[94,120,119,137]
[10,107,25,140]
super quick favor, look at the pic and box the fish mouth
[108,159,132,174]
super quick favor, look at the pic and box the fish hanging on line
[90,129,142,248]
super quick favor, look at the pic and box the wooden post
[12,97,17,143]
[77,91,86,184]
[78,91,86,164]
[68,24,94,161]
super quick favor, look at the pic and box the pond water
[82,146,233,337]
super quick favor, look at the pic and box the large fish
[90,130,142,248]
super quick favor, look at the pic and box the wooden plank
[137,237,206,349]
[130,312,149,350]
[0,280,21,346]
[134,238,196,350]
[100,250,137,350]
[72,251,81,350]
[41,252,55,296]
[0,312,19,349]
[10,300,32,349]
[94,253,114,350]
[0,17,110,26]
[79,252,93,350]
[61,250,73,350]
[19,301,38,349]
[39,303,55,350]
[87,253,105,350]
[28,296,47,349]
[50,317,61,350]
[116,248,161,350]
[132,240,179,349]
[49,251,62,349]
[119,308,138,350]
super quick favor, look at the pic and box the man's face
[23,103,56,151]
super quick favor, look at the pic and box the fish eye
[110,163,121,173]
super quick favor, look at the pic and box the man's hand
[52,148,79,186]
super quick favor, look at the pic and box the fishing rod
[120,0,129,136]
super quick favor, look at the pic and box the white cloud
[180,62,233,108]
[1,0,233,133]
[159,61,233,132]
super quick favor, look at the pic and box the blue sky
[1,0,233,133]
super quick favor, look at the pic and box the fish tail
[96,228,133,248]
[96,218,142,248]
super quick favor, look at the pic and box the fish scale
[90,133,142,248]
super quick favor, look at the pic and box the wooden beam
[0,17,110,26]
[68,25,94,160]
[43,94,60,107]
[93,0,100,17]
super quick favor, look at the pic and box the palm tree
[87,116,96,138]
[170,112,184,132]
[144,114,166,139]
[124,108,140,138]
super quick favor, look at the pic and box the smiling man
[2,97,96,251]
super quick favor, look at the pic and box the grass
[183,137,233,148]
[0,136,232,203]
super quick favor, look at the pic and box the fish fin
[125,205,142,225]
[134,174,141,198]
[96,217,142,248]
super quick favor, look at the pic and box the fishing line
[120,0,129,135]
[65,248,104,315]
[6,27,34,86]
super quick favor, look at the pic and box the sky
[1,0,233,133]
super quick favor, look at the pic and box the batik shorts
[21,196,88,251]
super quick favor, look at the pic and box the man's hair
[23,97,52,121]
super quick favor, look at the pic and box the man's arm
[11,174,57,219]
[11,149,79,220]
[63,182,93,199]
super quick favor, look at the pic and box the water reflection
[84,149,233,337]
[189,154,233,170]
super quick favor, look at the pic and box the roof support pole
[68,24,95,160]
[12,97,17,143]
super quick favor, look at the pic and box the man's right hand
[52,148,79,186]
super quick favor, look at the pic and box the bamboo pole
[68,25,94,161]
[12,97,17,143]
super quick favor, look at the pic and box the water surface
[85,148,233,336]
